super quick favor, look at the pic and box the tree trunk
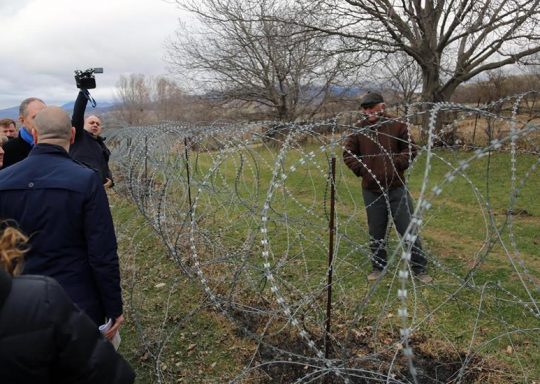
[419,66,444,140]
[421,65,445,104]
[276,103,288,121]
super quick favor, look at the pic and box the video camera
[74,67,104,89]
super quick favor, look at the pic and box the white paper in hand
[99,318,121,350]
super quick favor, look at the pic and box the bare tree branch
[294,0,540,103]
[167,0,356,121]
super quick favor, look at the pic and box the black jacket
[0,270,135,384]
[0,130,32,169]
[69,91,113,184]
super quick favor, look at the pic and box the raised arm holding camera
[70,68,114,187]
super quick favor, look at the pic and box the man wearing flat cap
[343,92,432,283]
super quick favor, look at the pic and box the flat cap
[360,92,384,108]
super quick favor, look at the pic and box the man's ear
[31,128,38,144]
[18,115,24,126]
[70,127,76,144]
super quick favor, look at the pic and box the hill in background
[0,101,118,122]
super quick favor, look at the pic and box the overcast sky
[0,0,187,109]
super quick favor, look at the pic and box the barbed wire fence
[108,93,540,383]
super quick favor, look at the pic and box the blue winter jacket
[0,143,122,324]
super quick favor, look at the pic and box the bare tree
[519,52,540,90]
[114,74,222,124]
[518,54,540,118]
[154,76,186,121]
[115,74,153,125]
[376,53,423,106]
[168,0,354,121]
[296,0,540,104]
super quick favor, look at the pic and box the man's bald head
[84,115,103,137]
[34,107,74,148]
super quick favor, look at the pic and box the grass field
[112,143,540,383]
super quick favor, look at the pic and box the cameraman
[70,70,113,187]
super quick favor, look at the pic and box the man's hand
[104,314,124,341]
[103,178,113,188]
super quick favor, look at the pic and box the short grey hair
[19,97,45,117]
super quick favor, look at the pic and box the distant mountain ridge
[0,101,118,120]
[0,106,19,120]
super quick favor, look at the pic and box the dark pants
[362,186,427,273]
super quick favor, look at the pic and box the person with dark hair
[0,106,125,335]
[0,118,17,139]
[70,89,113,187]
[0,223,135,383]
[1,97,46,169]
[343,92,432,283]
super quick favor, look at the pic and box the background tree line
[113,0,540,125]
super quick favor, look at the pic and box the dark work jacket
[0,130,32,169]
[0,144,122,324]
[0,271,135,384]
[69,91,113,184]
[343,115,417,192]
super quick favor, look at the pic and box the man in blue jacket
[1,97,46,169]
[0,106,124,339]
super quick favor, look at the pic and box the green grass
[111,194,256,383]
[113,145,540,383]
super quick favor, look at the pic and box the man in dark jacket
[1,97,46,169]
[0,106,125,336]
[343,92,432,283]
[0,118,18,139]
[70,90,113,186]
[0,269,135,383]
